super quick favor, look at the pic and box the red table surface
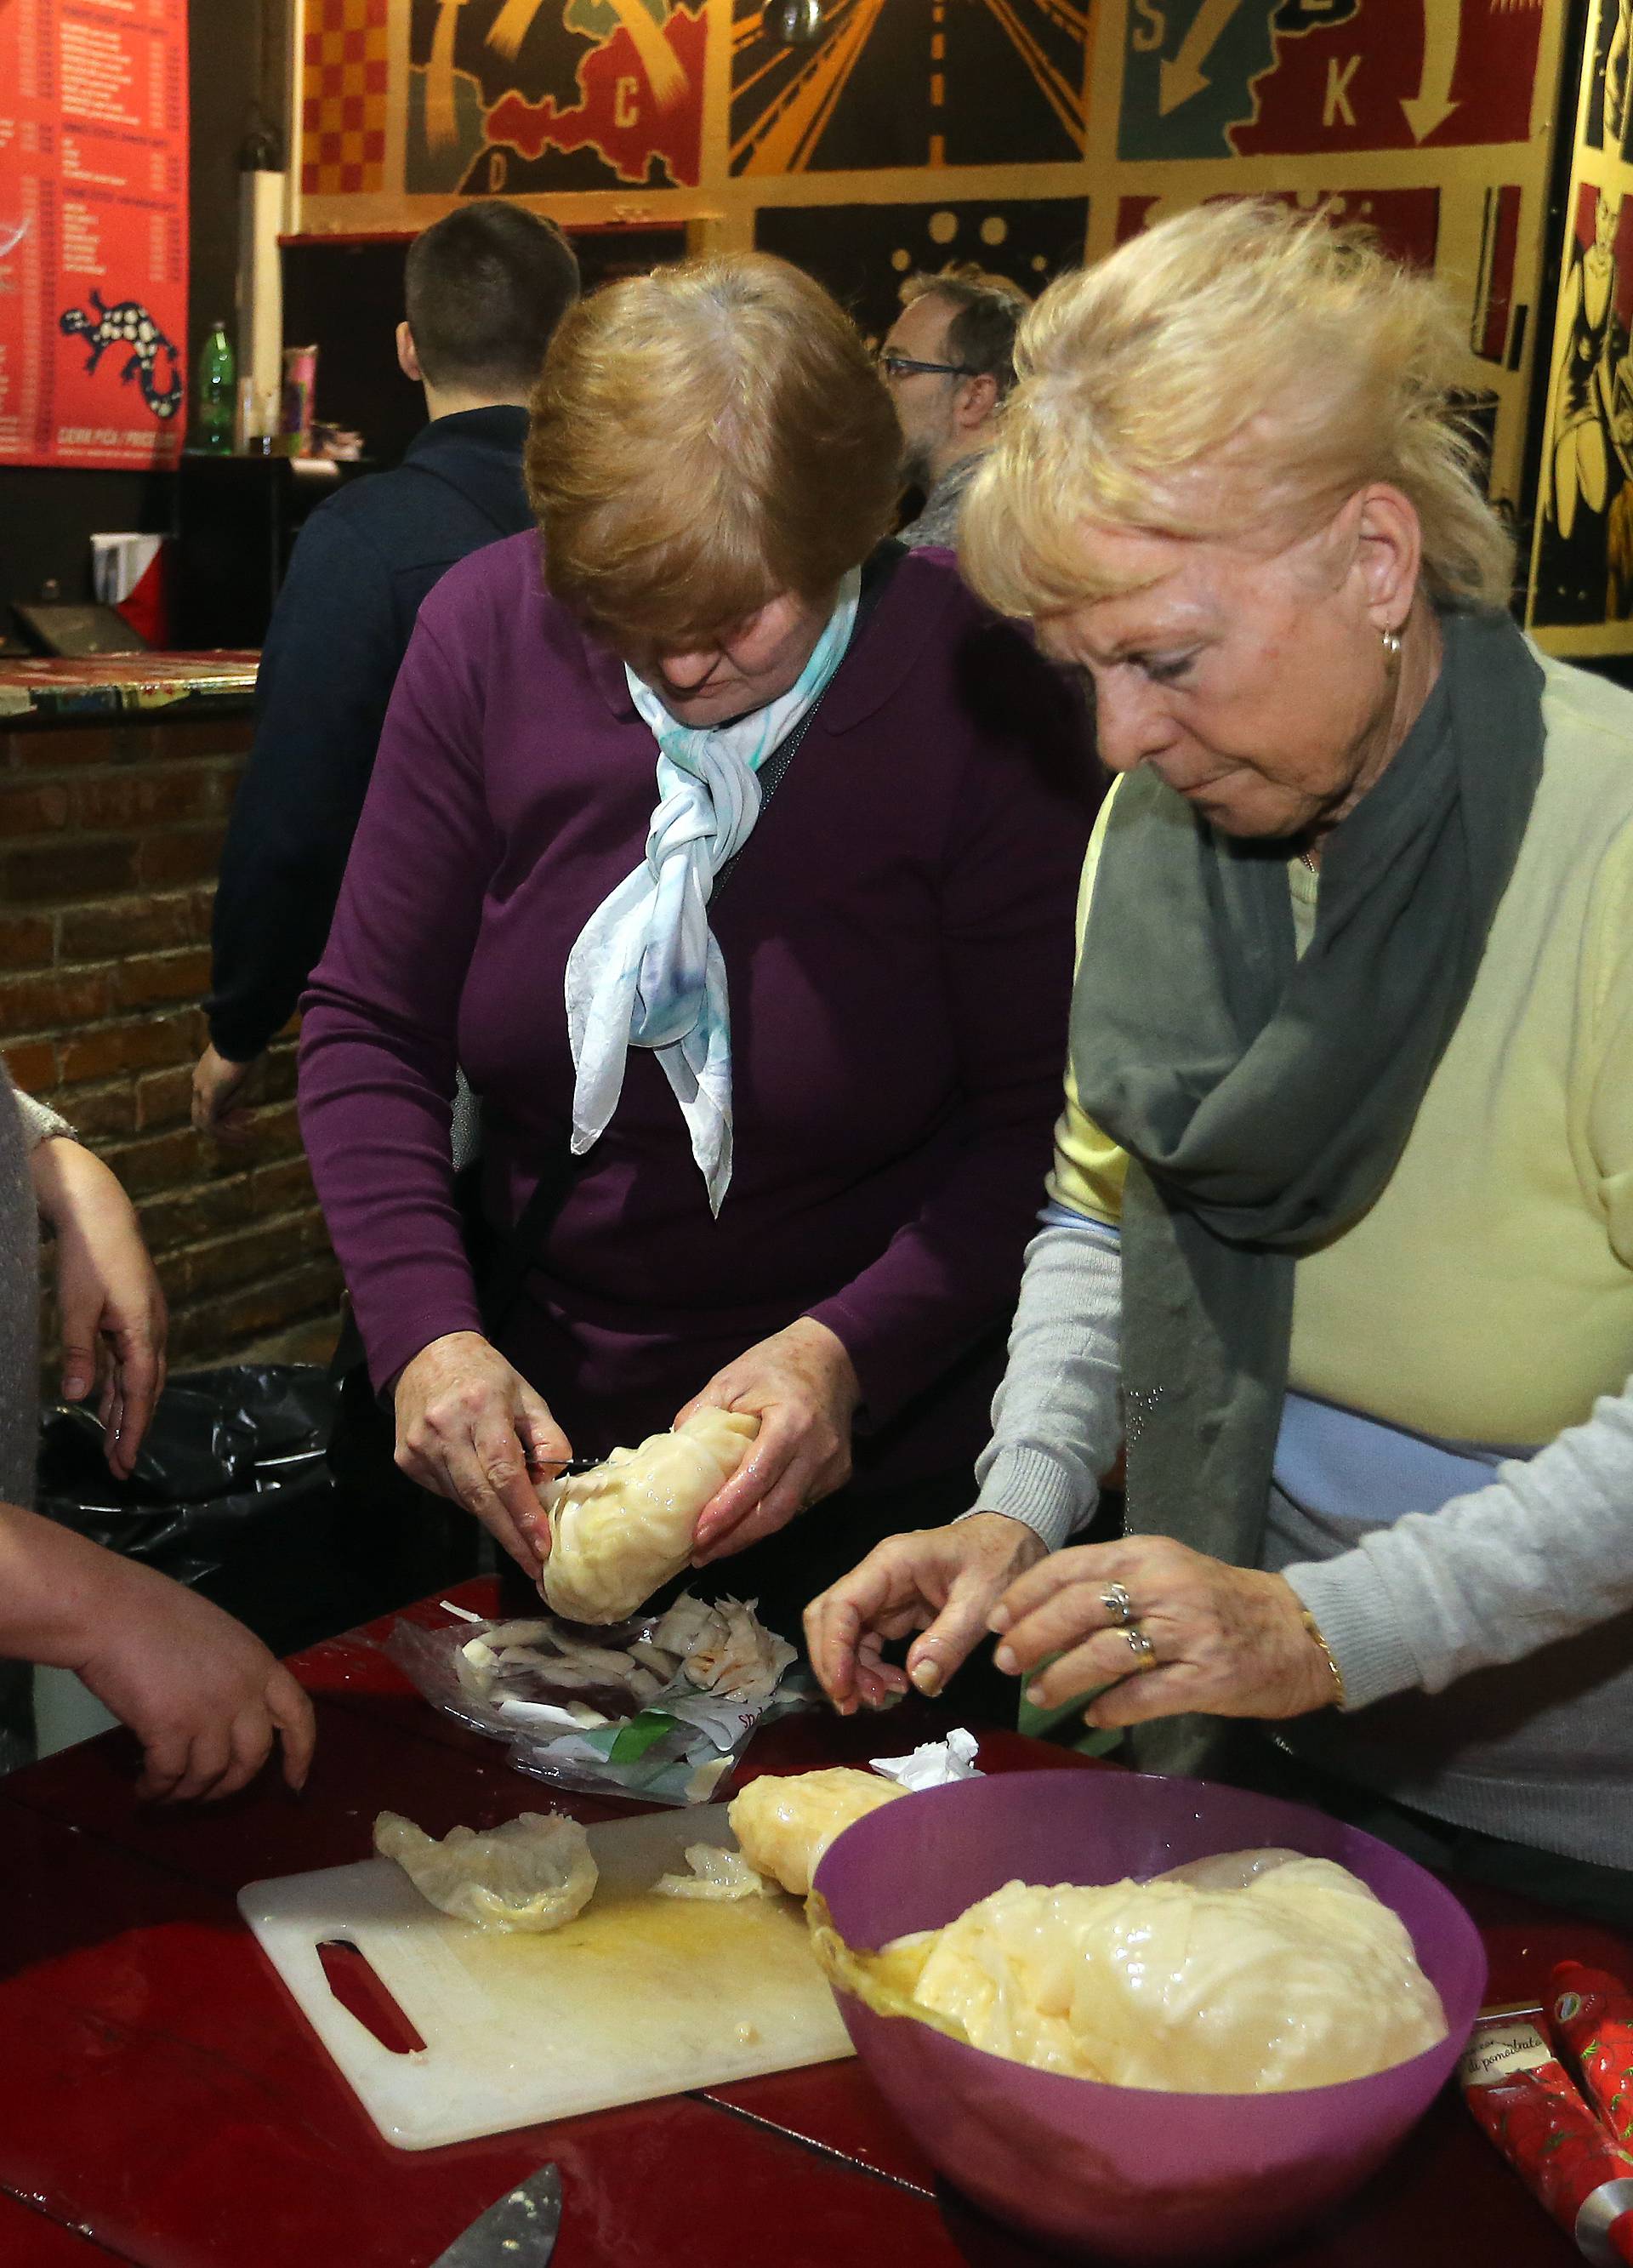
[0,2190,124,2262]
[0,1579,1623,2268]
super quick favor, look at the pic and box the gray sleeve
[6,1075,73,1152]
[1284,1374,1633,1712]
[959,1212,1124,1552]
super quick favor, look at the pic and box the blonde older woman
[297,255,1095,1655]
[806,202,1633,1918]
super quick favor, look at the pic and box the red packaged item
[1555,1963,1633,2146]
[1459,2003,1633,2265]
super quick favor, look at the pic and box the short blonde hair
[527,254,901,647]
[961,199,1514,618]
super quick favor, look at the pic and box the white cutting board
[240,1804,854,2151]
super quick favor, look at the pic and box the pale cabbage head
[728,1766,908,1896]
[812,1855,1446,2092]
[539,1407,759,1623]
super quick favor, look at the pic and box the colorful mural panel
[405,0,708,195]
[1530,177,1633,630]
[291,0,1573,624]
[730,0,1090,174]
[1526,0,1633,648]
[1119,2,1545,164]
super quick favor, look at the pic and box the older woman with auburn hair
[297,254,1095,1658]
[806,202,1633,1918]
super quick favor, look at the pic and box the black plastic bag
[34,1365,360,1658]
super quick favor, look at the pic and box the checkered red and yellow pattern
[301,0,390,197]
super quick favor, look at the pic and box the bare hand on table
[30,1135,168,1478]
[989,1536,1339,1729]
[73,1552,316,1802]
[392,1331,570,1576]
[803,1513,1047,1715]
[682,1318,861,1564]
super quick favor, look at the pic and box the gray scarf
[1070,608,1545,1768]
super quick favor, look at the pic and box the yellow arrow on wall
[426,0,467,149]
[1158,0,1243,117]
[1402,0,1460,142]
[487,0,546,56]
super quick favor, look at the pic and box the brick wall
[2,710,343,1377]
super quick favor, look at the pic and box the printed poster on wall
[293,0,1568,537]
[1526,0,1633,655]
[0,0,188,470]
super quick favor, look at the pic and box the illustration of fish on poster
[403,0,707,195]
[0,0,188,470]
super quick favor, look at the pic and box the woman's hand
[75,1556,316,1802]
[683,1319,861,1564]
[31,1136,168,1478]
[989,1537,1340,1729]
[804,1513,1047,1714]
[392,1331,569,1575]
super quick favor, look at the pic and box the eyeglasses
[877,351,976,382]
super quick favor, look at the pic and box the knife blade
[429,2164,562,2268]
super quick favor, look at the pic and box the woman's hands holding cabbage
[391,1330,569,1575]
[683,1318,862,1564]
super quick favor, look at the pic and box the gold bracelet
[1299,1610,1346,1711]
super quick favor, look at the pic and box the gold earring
[1380,626,1403,661]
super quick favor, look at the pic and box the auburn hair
[527,254,902,647]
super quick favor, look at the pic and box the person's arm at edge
[296,607,490,1389]
[9,1074,167,1472]
[959,1205,1124,1551]
[296,599,562,1568]
[1284,1375,1633,1708]
[961,795,1129,1547]
[202,510,403,1080]
[0,1502,314,1799]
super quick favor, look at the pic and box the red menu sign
[0,0,188,469]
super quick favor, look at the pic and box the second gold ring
[1124,1622,1157,1671]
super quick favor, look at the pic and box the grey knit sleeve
[959,1210,1125,1552]
[6,1075,74,1153]
[1284,1372,1633,1711]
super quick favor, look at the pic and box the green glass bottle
[195,320,236,453]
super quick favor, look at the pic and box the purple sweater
[299,534,1097,1481]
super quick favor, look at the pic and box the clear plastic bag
[385,1593,810,1806]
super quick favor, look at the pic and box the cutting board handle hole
[316,1939,427,2055]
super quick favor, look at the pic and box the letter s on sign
[1131,0,1165,52]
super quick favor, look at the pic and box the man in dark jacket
[191,202,579,1137]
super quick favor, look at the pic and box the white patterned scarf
[565,570,862,1214]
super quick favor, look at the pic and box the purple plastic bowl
[812,1769,1486,2265]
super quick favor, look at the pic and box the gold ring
[1124,1623,1157,1672]
[1101,1581,1135,1628]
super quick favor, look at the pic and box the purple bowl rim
[815,1764,1487,2106]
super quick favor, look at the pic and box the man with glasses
[879,265,1028,550]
